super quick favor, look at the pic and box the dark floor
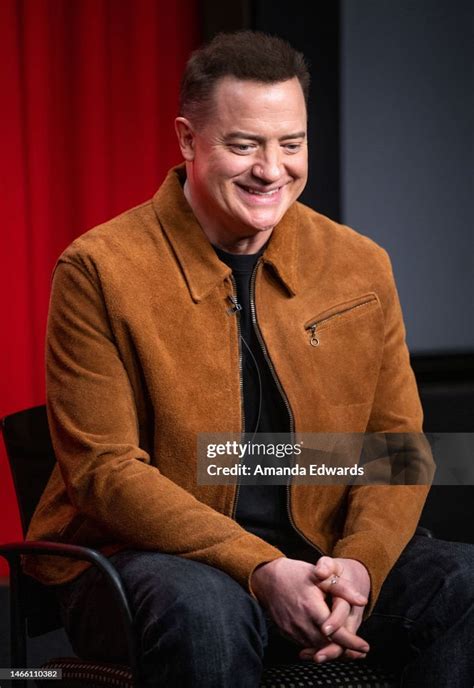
[0,581,75,688]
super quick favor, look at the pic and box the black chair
[0,406,141,688]
[0,406,397,688]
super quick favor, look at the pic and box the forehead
[205,77,307,133]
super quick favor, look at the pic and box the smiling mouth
[236,184,284,196]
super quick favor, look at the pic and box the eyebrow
[225,130,306,142]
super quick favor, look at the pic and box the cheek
[219,159,250,181]
[207,149,252,178]
[290,156,308,179]
[290,163,308,196]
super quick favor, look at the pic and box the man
[25,32,473,687]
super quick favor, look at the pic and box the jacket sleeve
[44,257,284,589]
[332,247,432,614]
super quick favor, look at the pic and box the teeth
[244,186,279,196]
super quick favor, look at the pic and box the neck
[183,179,273,255]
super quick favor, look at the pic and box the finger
[313,641,345,663]
[314,556,343,580]
[320,597,351,638]
[299,642,345,664]
[344,605,365,636]
[343,649,367,661]
[318,577,367,607]
[292,616,331,649]
[302,612,345,660]
[330,624,370,654]
[299,629,369,662]
[303,593,333,629]
[296,589,339,647]
[300,612,366,664]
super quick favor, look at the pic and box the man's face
[179,77,308,241]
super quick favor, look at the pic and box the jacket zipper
[305,296,377,347]
[245,260,323,555]
[229,275,245,519]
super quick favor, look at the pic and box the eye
[283,142,303,153]
[229,143,256,155]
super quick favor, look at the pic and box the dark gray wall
[254,0,341,220]
[203,0,342,220]
[341,0,473,353]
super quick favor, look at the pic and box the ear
[175,117,196,161]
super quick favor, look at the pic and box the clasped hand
[251,555,371,664]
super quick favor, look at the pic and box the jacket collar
[152,164,300,302]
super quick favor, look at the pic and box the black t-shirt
[214,245,318,561]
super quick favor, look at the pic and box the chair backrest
[2,405,62,636]
[2,405,56,536]
[416,354,474,545]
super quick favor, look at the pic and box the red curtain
[0,0,199,575]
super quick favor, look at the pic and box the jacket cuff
[199,532,285,596]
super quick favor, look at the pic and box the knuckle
[319,556,333,567]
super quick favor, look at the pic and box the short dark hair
[179,31,310,126]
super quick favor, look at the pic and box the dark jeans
[56,536,474,687]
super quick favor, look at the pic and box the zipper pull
[309,324,319,347]
[227,295,242,315]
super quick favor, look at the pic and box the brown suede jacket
[24,165,429,613]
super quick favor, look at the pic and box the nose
[252,145,282,184]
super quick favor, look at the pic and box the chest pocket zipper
[304,295,378,347]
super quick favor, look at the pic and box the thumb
[314,556,339,579]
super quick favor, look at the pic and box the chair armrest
[0,541,141,687]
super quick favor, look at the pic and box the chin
[248,213,284,232]
[252,225,274,233]
[241,217,275,233]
